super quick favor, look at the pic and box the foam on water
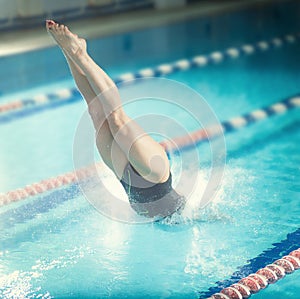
[86,159,253,227]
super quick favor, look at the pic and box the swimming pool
[0,1,300,298]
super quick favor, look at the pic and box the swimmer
[46,20,185,219]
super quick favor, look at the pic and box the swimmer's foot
[46,20,86,57]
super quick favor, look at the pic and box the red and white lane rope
[208,248,300,299]
[0,94,299,207]
[0,163,103,207]
[0,32,299,117]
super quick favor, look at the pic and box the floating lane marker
[174,59,191,70]
[226,116,248,129]
[225,48,240,59]
[257,41,269,51]
[208,248,300,299]
[209,51,224,63]
[241,44,255,55]
[117,72,136,82]
[156,63,174,75]
[285,34,296,43]
[55,88,73,99]
[0,93,299,207]
[272,38,283,47]
[289,96,300,106]
[270,103,287,113]
[32,94,48,103]
[0,32,299,122]
[138,68,155,77]
[248,109,268,120]
[192,55,208,66]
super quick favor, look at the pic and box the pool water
[0,1,300,298]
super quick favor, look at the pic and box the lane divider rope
[208,248,300,299]
[0,32,299,120]
[199,227,300,298]
[0,93,299,208]
[160,94,300,152]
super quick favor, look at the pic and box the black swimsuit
[120,163,185,218]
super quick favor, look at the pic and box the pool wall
[0,0,299,96]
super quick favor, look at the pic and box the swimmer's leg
[47,21,169,183]
[46,20,128,175]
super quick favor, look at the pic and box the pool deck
[0,0,289,57]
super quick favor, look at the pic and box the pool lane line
[161,94,300,153]
[203,243,300,299]
[0,31,299,123]
[0,89,82,125]
[0,162,104,207]
[0,93,299,208]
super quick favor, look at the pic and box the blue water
[0,1,300,298]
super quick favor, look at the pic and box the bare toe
[46,20,85,55]
[46,19,55,28]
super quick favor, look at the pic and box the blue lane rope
[161,94,300,153]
